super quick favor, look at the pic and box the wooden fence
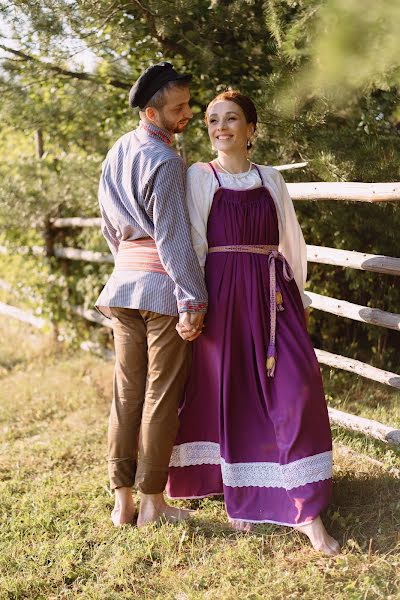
[1,180,399,447]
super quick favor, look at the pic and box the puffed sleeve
[186,164,216,273]
[277,171,311,309]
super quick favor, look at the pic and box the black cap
[129,62,192,109]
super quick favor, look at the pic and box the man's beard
[159,113,189,135]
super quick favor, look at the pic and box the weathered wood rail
[306,245,400,276]
[1,180,399,447]
[307,292,400,331]
[287,181,400,202]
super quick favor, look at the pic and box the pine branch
[79,2,132,39]
[0,44,130,90]
[265,0,283,47]
[128,0,192,58]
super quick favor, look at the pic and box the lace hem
[169,441,220,467]
[221,451,332,490]
[169,442,332,490]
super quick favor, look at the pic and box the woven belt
[115,238,166,274]
[208,244,294,377]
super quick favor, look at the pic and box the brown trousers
[108,308,190,493]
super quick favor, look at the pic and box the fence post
[44,218,61,342]
[44,218,55,258]
[35,129,44,160]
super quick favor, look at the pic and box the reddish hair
[205,90,258,129]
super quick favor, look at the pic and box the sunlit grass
[0,317,398,599]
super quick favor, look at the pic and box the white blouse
[186,162,311,309]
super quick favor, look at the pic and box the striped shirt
[95,122,208,318]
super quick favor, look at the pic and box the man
[96,62,207,527]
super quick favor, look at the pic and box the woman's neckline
[212,163,258,178]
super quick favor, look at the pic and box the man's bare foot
[228,518,253,532]
[295,516,340,556]
[111,486,137,527]
[137,492,193,528]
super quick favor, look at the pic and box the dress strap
[208,162,222,187]
[253,164,265,186]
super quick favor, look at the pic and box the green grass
[0,317,399,599]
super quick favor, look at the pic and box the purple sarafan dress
[167,165,333,525]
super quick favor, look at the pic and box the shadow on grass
[329,471,399,552]
[0,355,27,375]
[178,473,399,553]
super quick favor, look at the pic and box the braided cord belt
[208,244,294,377]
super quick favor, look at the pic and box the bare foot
[228,518,253,532]
[137,492,193,528]
[295,516,340,556]
[111,487,137,527]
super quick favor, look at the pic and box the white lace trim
[169,441,221,467]
[170,442,332,490]
[221,451,332,490]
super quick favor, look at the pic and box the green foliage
[305,0,400,94]
[0,0,398,366]
[0,252,68,323]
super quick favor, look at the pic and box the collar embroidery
[140,122,173,145]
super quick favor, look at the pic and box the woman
[168,91,340,556]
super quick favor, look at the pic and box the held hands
[176,312,205,342]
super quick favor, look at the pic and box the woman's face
[207,100,255,154]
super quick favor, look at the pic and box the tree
[0,0,398,363]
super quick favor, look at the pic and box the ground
[0,316,399,599]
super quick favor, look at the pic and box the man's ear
[145,106,158,124]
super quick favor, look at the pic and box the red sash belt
[115,238,167,275]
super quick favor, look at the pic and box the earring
[247,139,252,149]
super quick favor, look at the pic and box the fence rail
[4,242,400,276]
[307,292,400,331]
[287,181,400,202]
[52,217,101,229]
[307,245,400,276]
[1,180,399,448]
[315,349,400,390]
[0,300,45,329]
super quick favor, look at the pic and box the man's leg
[108,307,147,525]
[135,310,191,526]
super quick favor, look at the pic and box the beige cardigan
[186,162,311,309]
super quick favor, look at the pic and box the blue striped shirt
[95,123,208,318]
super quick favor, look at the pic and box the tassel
[276,289,284,312]
[266,355,276,376]
[266,344,276,377]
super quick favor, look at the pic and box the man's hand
[176,312,205,341]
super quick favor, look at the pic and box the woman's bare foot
[228,518,253,532]
[295,516,340,556]
[137,493,193,528]
[111,486,137,526]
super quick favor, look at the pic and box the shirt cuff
[177,300,208,314]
